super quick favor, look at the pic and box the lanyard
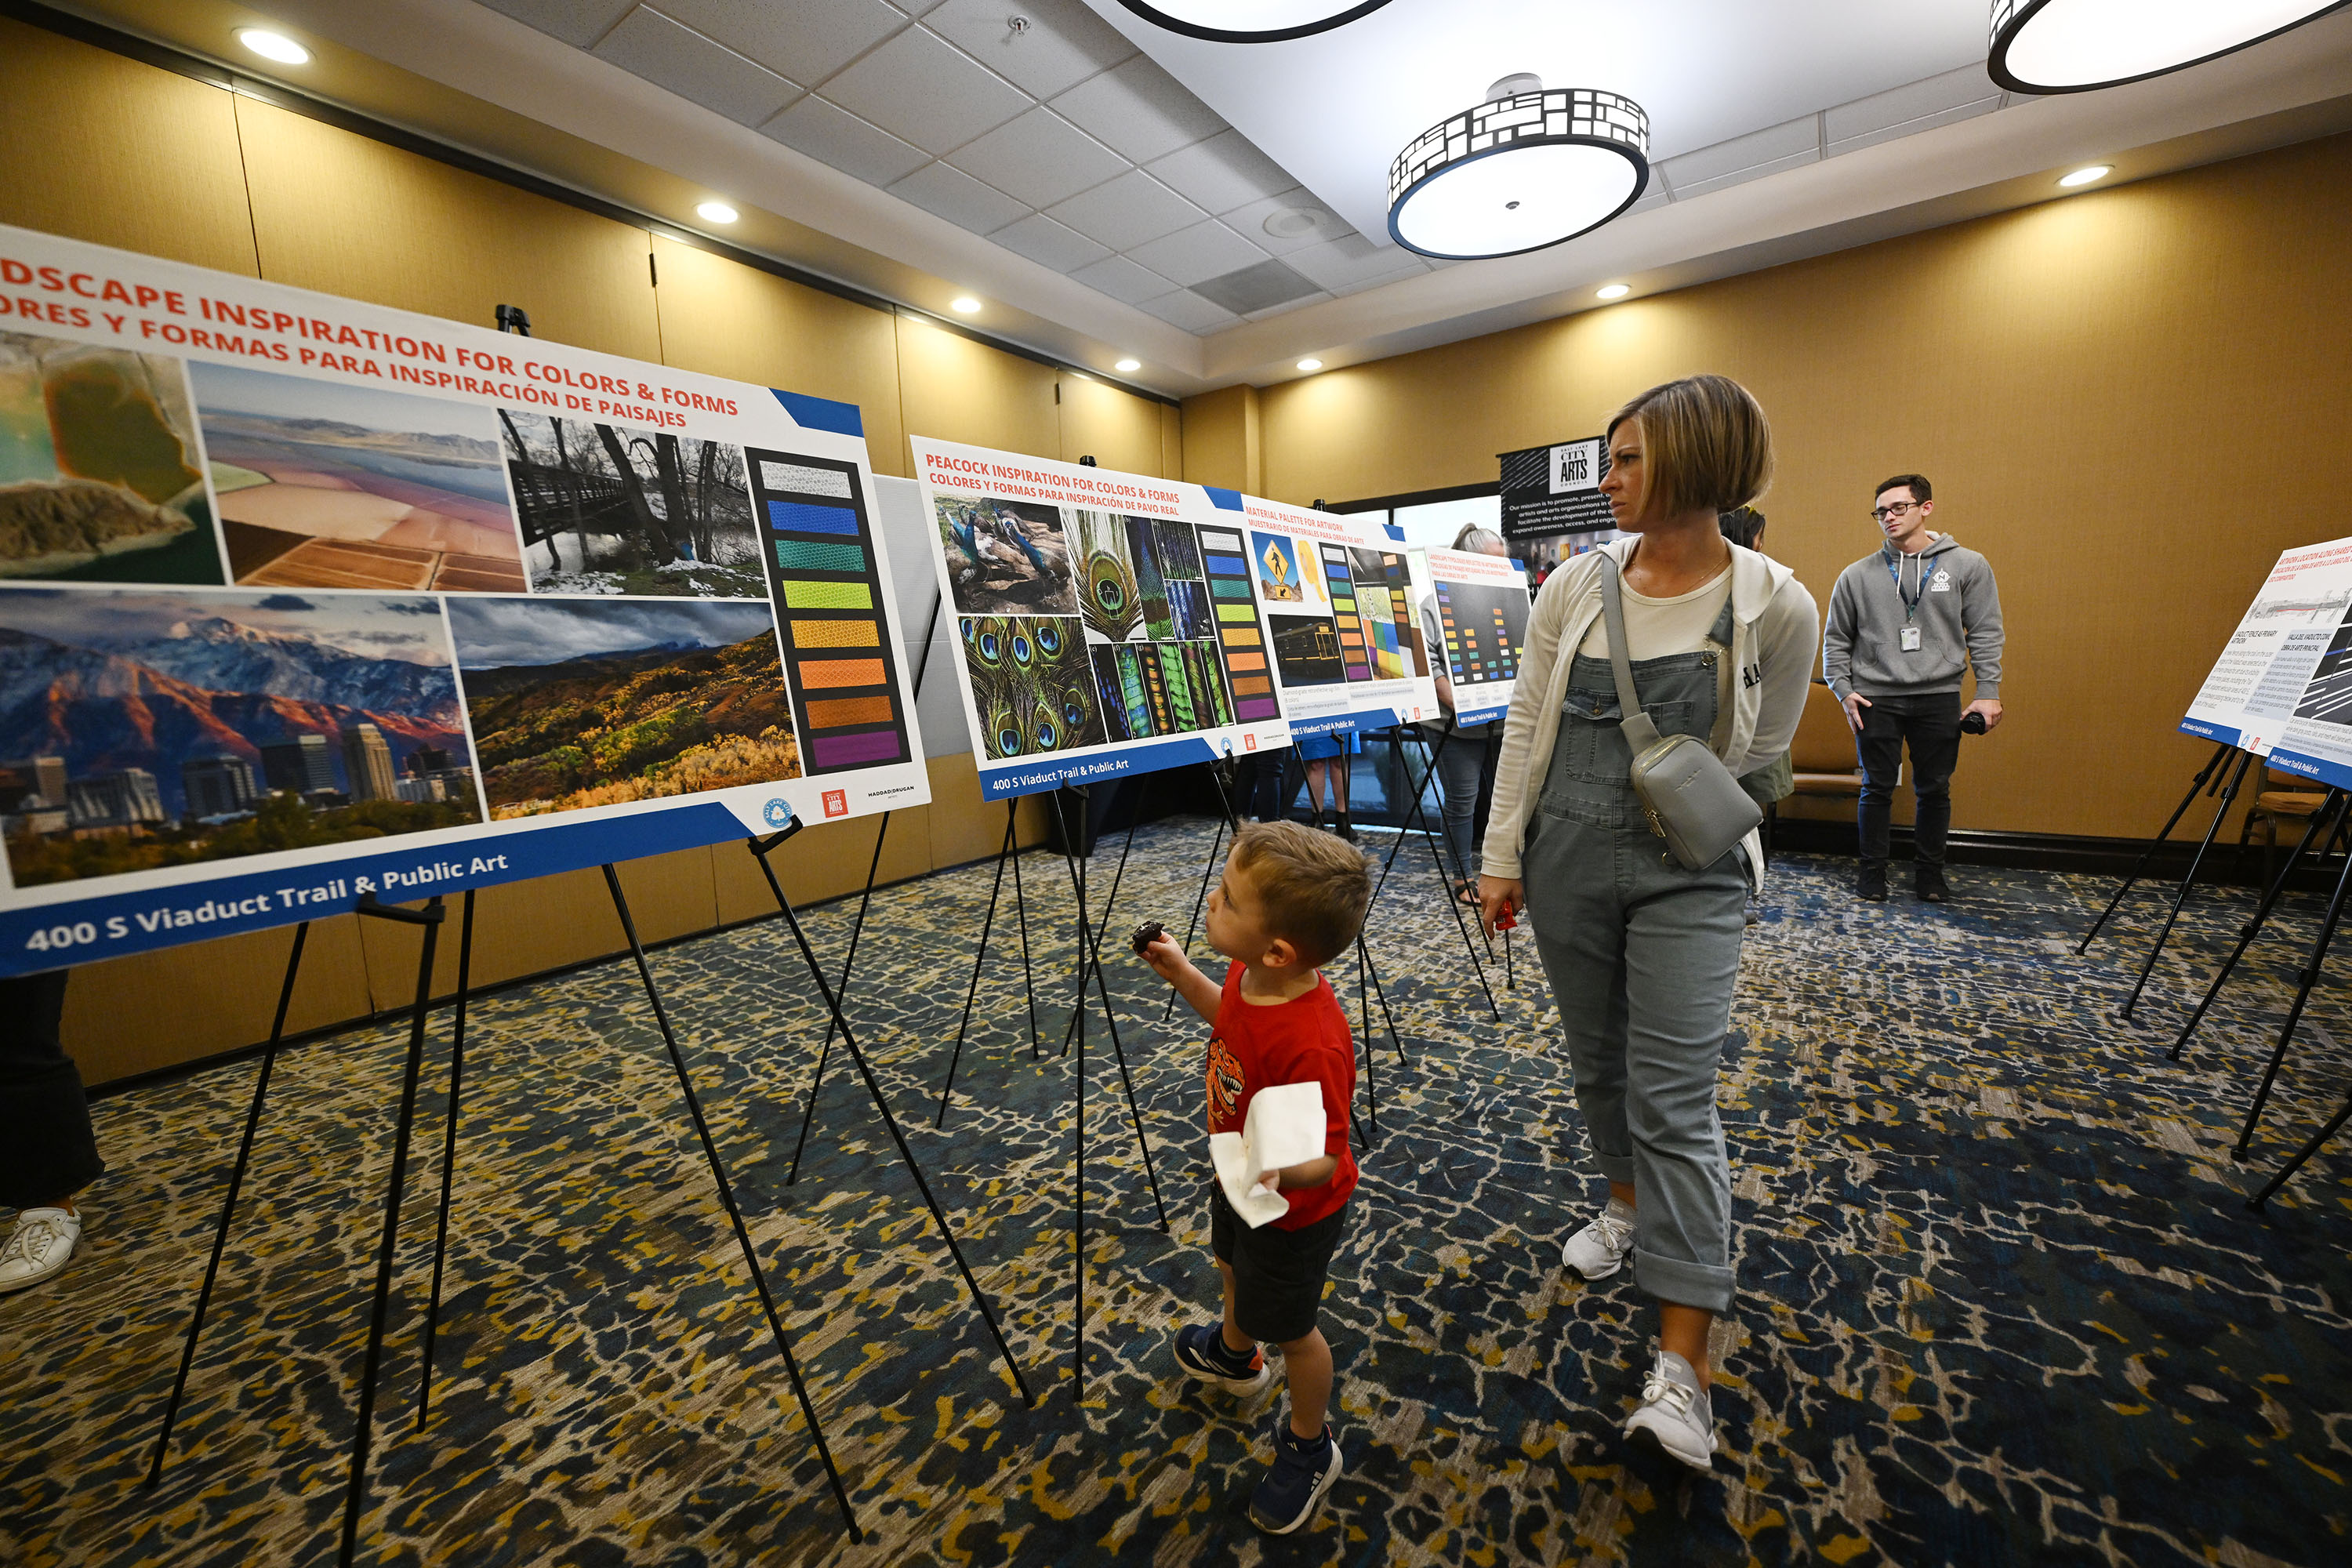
[1883,546,1935,622]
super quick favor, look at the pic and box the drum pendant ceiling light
[1113,0,1395,44]
[1988,0,2350,93]
[1388,76,1650,260]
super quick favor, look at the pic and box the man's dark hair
[1875,473,1932,504]
[1718,505,1766,550]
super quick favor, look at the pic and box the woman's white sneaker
[0,1207,82,1294]
[1560,1196,1636,1279]
[1623,1350,1719,1471]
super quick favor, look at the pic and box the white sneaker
[0,1207,82,1294]
[1624,1350,1719,1471]
[1561,1196,1636,1279]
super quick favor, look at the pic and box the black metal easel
[2168,789,2350,1062]
[932,798,1040,1124]
[1370,719,1501,1020]
[2078,740,2237,956]
[2114,750,2256,1021]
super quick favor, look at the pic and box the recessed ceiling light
[950,296,982,314]
[1389,76,1650,260]
[1296,358,1323,372]
[1988,0,2348,94]
[2056,165,2112,187]
[238,28,310,65]
[1115,358,1142,372]
[695,201,739,224]
[1596,283,1632,300]
[1115,1,1396,44]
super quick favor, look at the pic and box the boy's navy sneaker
[1173,1323,1272,1395]
[1250,1416,1343,1534]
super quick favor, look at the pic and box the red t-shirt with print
[1204,960,1358,1229]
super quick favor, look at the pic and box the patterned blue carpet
[5,819,2351,1567]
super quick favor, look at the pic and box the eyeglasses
[1871,501,1923,521]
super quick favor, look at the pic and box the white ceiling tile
[1145,129,1296,216]
[760,94,931,186]
[1667,149,1819,200]
[924,0,1134,100]
[590,7,800,124]
[1134,289,1237,333]
[1328,263,1428,298]
[1043,169,1203,250]
[1050,56,1225,165]
[822,27,1031,154]
[1214,187,1352,256]
[479,0,635,49]
[1283,231,1427,292]
[1192,258,1320,314]
[1827,98,1999,159]
[946,107,1128,209]
[991,212,1112,272]
[1124,220,1267,288]
[892,0,952,14]
[1661,116,1820,188]
[1824,63,2002,144]
[1069,254,1175,303]
[1244,293,1330,322]
[887,160,1032,234]
[656,0,907,85]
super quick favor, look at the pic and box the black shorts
[1208,1176,1348,1345]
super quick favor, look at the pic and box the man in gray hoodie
[1821,474,2004,902]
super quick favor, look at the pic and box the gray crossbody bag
[1599,556,1762,870]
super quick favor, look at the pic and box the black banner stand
[2168,790,2350,1062]
[2078,740,2237,956]
[2114,750,2256,1021]
[1370,720,1501,1021]
[2227,831,2352,1160]
[2246,1088,2352,1209]
[145,873,871,1558]
[932,799,1040,1125]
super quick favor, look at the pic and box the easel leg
[1355,939,1377,1146]
[2247,1090,2352,1209]
[936,809,1013,1130]
[336,895,447,1568]
[1012,801,1039,1059]
[1062,780,1144,1057]
[147,920,310,1486]
[2081,741,2234,954]
[1160,813,1227,1024]
[786,811,891,1184]
[2119,752,2253,1021]
[416,887,477,1428]
[746,836,1037,1409]
[600,866,861,1544]
[2233,839,2352,1160]
[2171,791,2345,1061]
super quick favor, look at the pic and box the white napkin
[1209,1080,1330,1229]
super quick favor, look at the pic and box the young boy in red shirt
[1137,820,1370,1535]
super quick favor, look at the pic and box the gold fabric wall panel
[60,916,369,1087]
[923,753,1053,870]
[1256,134,2352,840]
[892,314,1057,464]
[0,19,257,275]
[1161,402,1184,485]
[648,236,909,477]
[1057,375,1169,476]
[1181,383,1259,493]
[231,98,661,361]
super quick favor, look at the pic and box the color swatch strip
[1319,544,1372,681]
[1196,524,1281,720]
[745,445,909,775]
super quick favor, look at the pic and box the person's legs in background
[1,970,101,1294]
[1431,725,1486,898]
[1854,699,1906,901]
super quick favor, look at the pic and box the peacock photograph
[934,495,1080,619]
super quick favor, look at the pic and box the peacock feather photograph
[1069,507,1142,642]
[960,613,1107,760]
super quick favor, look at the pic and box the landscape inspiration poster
[0,221,924,975]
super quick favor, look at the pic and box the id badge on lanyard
[1900,626,1922,652]
[1888,549,1929,654]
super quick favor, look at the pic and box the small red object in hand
[1494,903,1518,931]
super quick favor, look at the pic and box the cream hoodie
[1484,536,1820,885]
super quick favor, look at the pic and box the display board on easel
[1418,543,1532,727]
[1233,493,1441,741]
[2182,535,2352,777]
[0,222,925,974]
[910,437,1292,798]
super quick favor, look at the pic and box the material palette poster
[2180,536,2352,787]
[911,437,1292,798]
[1237,495,1440,739]
[0,223,925,975]
[1420,544,1533,727]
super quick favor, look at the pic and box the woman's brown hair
[1605,375,1774,522]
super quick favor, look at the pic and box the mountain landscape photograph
[0,331,223,585]
[445,597,798,818]
[191,360,527,593]
[0,586,479,887]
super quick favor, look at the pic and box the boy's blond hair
[1230,819,1372,969]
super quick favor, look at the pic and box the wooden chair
[2238,768,2334,888]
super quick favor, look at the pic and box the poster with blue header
[1236,493,1441,742]
[912,436,1293,799]
[0,222,927,976]
[1417,543,1532,728]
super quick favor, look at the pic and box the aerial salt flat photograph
[190,361,527,593]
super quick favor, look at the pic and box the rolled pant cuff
[1632,1248,1735,1315]
[1592,1152,1637,1185]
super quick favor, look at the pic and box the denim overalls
[1523,595,1745,1315]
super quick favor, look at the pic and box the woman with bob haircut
[1478,375,1817,1469]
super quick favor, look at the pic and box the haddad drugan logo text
[870,783,918,797]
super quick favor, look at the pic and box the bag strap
[1600,555,1664,753]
